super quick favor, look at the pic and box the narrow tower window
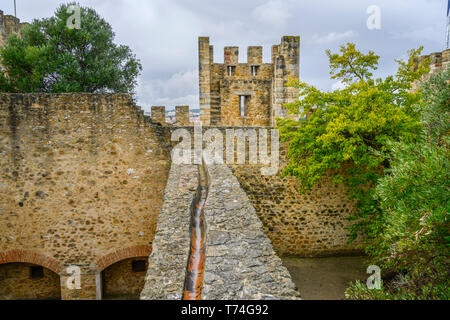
[227,66,236,76]
[239,95,250,117]
[251,65,260,76]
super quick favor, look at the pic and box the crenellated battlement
[0,9,28,47]
[411,48,450,92]
[417,48,450,73]
[199,36,300,127]
[151,105,194,126]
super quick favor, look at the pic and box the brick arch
[97,245,152,272]
[0,249,62,274]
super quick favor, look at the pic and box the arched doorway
[96,245,152,300]
[0,263,61,300]
[101,257,149,300]
[0,250,62,300]
[102,257,148,300]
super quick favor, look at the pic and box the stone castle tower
[418,49,450,73]
[411,48,450,92]
[199,36,300,126]
[0,10,28,47]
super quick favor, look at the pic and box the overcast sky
[2,0,448,111]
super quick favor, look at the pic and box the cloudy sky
[2,0,448,111]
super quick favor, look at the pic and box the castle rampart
[158,124,364,257]
[198,36,300,127]
[150,105,194,126]
[0,10,27,48]
[0,93,171,299]
[418,49,450,73]
[412,48,450,92]
[1,69,361,301]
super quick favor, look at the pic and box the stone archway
[0,250,62,300]
[0,250,62,274]
[96,245,152,300]
[97,245,152,272]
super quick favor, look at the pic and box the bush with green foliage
[0,2,142,95]
[278,43,449,299]
[278,43,429,241]
[346,69,449,300]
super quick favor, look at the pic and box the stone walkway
[140,164,198,300]
[141,163,300,300]
[202,164,300,300]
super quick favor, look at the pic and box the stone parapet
[175,106,190,126]
[202,164,300,300]
[0,93,171,299]
[140,164,198,300]
[199,36,300,127]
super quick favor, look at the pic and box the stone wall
[412,49,450,92]
[202,164,300,300]
[0,263,61,300]
[150,105,194,126]
[218,78,272,126]
[0,10,29,48]
[0,92,365,300]
[229,164,363,257]
[198,36,300,126]
[175,106,190,126]
[102,257,148,300]
[0,93,171,299]
[0,9,29,67]
[141,162,300,300]
[150,106,166,125]
[418,48,450,74]
[141,164,198,300]
[160,125,362,257]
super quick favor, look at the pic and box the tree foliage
[0,2,142,95]
[347,69,449,300]
[277,43,429,240]
[278,42,449,299]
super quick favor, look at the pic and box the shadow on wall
[0,263,61,300]
[101,257,149,300]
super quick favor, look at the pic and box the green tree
[277,43,429,241]
[346,69,449,300]
[0,2,142,95]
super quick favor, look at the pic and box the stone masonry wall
[229,164,363,257]
[0,263,61,300]
[412,49,450,92]
[418,48,450,74]
[0,10,29,68]
[162,125,362,257]
[141,164,198,300]
[102,257,148,299]
[0,92,364,299]
[199,36,300,126]
[202,163,300,299]
[140,162,300,300]
[0,93,171,299]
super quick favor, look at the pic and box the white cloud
[150,94,199,109]
[331,80,347,91]
[310,30,357,44]
[390,24,443,44]
[137,70,198,111]
[252,0,292,24]
[9,0,448,108]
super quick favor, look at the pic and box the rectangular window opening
[251,65,260,76]
[30,266,44,279]
[239,95,250,117]
[132,260,147,273]
[227,66,236,76]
